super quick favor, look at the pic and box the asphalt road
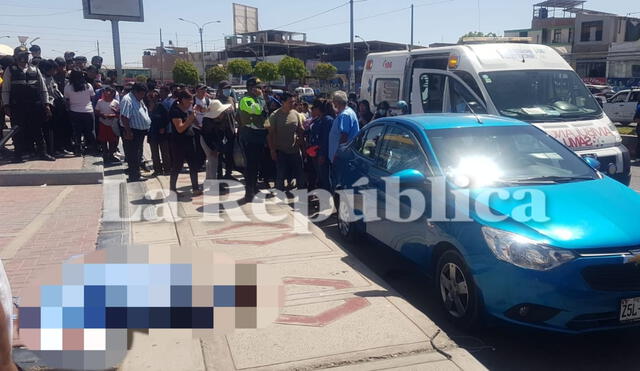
[317,164,640,371]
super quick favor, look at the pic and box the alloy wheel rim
[439,262,469,318]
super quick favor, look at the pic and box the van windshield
[479,70,603,122]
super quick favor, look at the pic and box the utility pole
[159,28,165,85]
[179,18,221,86]
[110,20,122,84]
[97,40,100,57]
[349,0,355,93]
[410,4,414,51]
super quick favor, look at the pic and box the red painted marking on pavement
[213,232,297,246]
[283,277,354,290]
[207,222,291,235]
[208,222,297,246]
[276,297,370,327]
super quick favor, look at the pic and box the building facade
[504,0,640,88]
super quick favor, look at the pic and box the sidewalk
[115,173,487,371]
[0,154,103,186]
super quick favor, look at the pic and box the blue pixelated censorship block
[62,285,84,307]
[105,286,127,307]
[84,286,105,308]
[170,286,192,307]
[214,286,235,307]
[170,264,192,286]
[84,306,106,328]
[84,264,106,286]
[40,307,63,328]
[41,286,62,307]
[63,307,84,329]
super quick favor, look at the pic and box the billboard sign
[82,0,144,22]
[233,3,258,34]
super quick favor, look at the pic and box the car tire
[335,193,361,242]
[435,249,483,330]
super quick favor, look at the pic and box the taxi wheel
[335,194,360,242]
[435,249,483,330]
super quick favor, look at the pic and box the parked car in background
[333,113,640,333]
[603,89,640,125]
[295,87,316,104]
[585,84,614,107]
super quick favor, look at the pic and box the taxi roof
[388,114,530,130]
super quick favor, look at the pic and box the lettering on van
[546,127,613,148]
[383,60,393,69]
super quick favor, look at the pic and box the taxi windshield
[426,125,598,186]
[480,70,603,122]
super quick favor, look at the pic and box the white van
[360,43,630,184]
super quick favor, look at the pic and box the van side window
[450,79,487,114]
[374,79,400,107]
[452,70,485,103]
[630,91,640,102]
[419,73,445,113]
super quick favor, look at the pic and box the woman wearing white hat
[200,99,233,182]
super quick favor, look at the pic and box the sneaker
[192,189,203,197]
[40,154,56,161]
[108,156,121,163]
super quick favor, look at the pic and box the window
[552,29,562,43]
[519,31,528,37]
[357,125,385,160]
[610,92,629,103]
[568,28,574,44]
[629,91,640,103]
[576,62,606,78]
[377,126,430,175]
[452,70,485,102]
[449,79,487,114]
[374,79,400,106]
[633,65,640,78]
[418,73,446,113]
[580,21,603,42]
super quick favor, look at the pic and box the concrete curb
[0,155,103,186]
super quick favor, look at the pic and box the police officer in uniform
[1,46,54,162]
[238,77,268,202]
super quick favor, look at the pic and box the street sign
[82,0,144,22]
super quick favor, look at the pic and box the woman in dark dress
[168,90,202,196]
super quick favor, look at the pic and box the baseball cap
[64,51,75,61]
[74,56,87,62]
[13,46,29,56]
[196,84,207,90]
[218,80,231,89]
[29,45,41,53]
[246,77,263,88]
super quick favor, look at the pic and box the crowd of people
[0,44,408,202]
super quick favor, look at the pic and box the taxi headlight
[481,226,576,271]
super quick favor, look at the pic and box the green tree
[278,56,307,86]
[458,31,498,44]
[135,74,148,83]
[253,61,280,83]
[227,59,253,77]
[314,62,337,82]
[206,65,229,86]
[172,60,199,86]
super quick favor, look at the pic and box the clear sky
[1,0,637,67]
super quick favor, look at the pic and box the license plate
[620,297,640,322]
